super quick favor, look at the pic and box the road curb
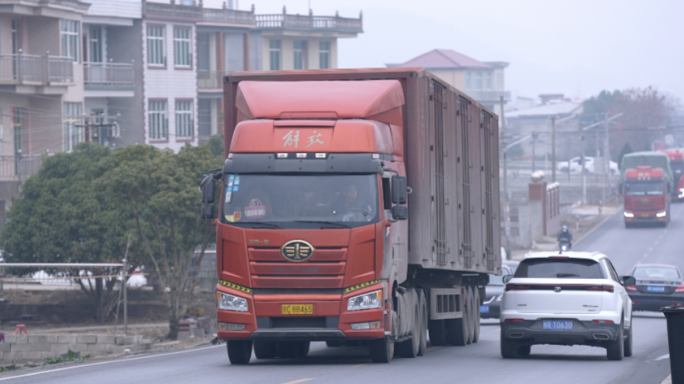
[574,208,621,247]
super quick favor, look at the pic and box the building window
[147,26,165,66]
[465,72,471,89]
[63,102,82,152]
[485,72,492,90]
[60,20,80,62]
[89,26,103,63]
[475,72,482,89]
[174,28,192,67]
[269,40,281,70]
[149,100,167,140]
[293,40,307,70]
[319,41,330,69]
[175,100,193,139]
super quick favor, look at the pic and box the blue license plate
[542,320,573,330]
[480,305,489,313]
[647,286,665,292]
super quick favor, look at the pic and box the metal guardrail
[255,14,363,32]
[0,53,73,85]
[0,155,44,180]
[84,62,135,87]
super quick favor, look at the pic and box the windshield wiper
[294,220,350,228]
[243,221,281,229]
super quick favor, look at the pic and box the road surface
[2,204,681,384]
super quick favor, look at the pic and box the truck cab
[664,151,684,200]
[623,166,670,227]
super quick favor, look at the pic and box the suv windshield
[221,174,379,228]
[624,181,664,196]
[515,258,604,279]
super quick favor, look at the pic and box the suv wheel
[624,319,633,357]
[501,335,519,359]
[606,320,625,361]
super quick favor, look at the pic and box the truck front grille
[249,247,347,289]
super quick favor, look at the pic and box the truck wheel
[396,300,420,358]
[606,320,625,361]
[418,291,428,356]
[472,287,481,343]
[624,222,632,229]
[465,287,473,344]
[253,341,276,359]
[624,320,633,357]
[500,335,519,359]
[428,319,447,346]
[370,337,394,363]
[447,288,470,346]
[227,340,252,365]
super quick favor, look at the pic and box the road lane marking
[654,241,659,246]
[643,254,648,258]
[654,354,669,361]
[649,247,654,251]
[0,345,223,382]
[426,347,442,352]
[280,379,313,384]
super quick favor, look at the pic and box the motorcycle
[559,239,572,252]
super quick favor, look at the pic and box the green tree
[100,144,221,339]
[0,143,136,322]
[618,142,634,165]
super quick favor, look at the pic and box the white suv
[500,252,636,360]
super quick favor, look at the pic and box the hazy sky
[204,0,684,103]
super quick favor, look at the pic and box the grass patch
[46,350,91,365]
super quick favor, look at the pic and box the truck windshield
[671,160,684,176]
[221,174,379,228]
[624,181,664,196]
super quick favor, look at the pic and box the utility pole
[500,96,510,258]
[531,132,537,173]
[551,117,556,183]
[580,123,586,204]
[604,113,611,198]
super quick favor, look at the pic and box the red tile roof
[397,49,491,69]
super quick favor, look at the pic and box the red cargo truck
[200,68,501,364]
[623,166,670,227]
[663,151,684,201]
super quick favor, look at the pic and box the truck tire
[396,300,420,358]
[447,288,470,346]
[428,319,447,346]
[253,341,276,359]
[465,287,473,345]
[624,222,632,229]
[418,291,428,356]
[370,337,394,363]
[227,340,252,365]
[606,320,625,361]
[472,287,481,343]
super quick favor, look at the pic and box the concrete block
[23,351,49,361]
[3,335,16,344]
[177,331,191,341]
[46,335,60,343]
[6,351,23,363]
[50,344,70,354]
[28,335,48,344]
[76,335,97,344]
[0,351,4,360]
[0,343,11,352]
[97,335,116,344]
[31,343,51,352]
[12,344,32,352]
[86,343,113,353]
[13,335,28,344]
[116,336,138,346]
[58,335,78,344]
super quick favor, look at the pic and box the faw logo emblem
[553,287,562,293]
[641,198,650,203]
[281,240,315,263]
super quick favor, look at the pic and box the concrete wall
[0,15,12,55]
[0,334,150,366]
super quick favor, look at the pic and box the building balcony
[0,154,44,181]
[465,89,511,103]
[142,1,255,26]
[197,70,227,91]
[255,12,363,33]
[0,53,74,88]
[84,62,135,89]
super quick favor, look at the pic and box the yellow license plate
[641,213,650,217]
[281,304,314,315]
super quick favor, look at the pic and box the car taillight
[505,284,529,292]
[586,284,614,293]
[592,320,614,324]
[626,285,637,291]
[676,283,684,293]
[505,319,524,322]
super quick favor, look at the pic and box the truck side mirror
[201,204,215,221]
[391,176,408,205]
[200,175,216,204]
[391,205,408,221]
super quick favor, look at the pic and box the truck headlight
[657,211,667,218]
[624,211,634,218]
[347,290,382,311]
[217,292,248,312]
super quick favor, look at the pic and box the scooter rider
[557,225,573,249]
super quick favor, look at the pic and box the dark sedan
[627,264,684,311]
[480,265,512,319]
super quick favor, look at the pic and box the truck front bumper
[216,283,387,341]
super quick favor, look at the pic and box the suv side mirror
[391,176,408,205]
[391,205,408,221]
[200,174,216,204]
[622,276,636,286]
[503,275,513,284]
